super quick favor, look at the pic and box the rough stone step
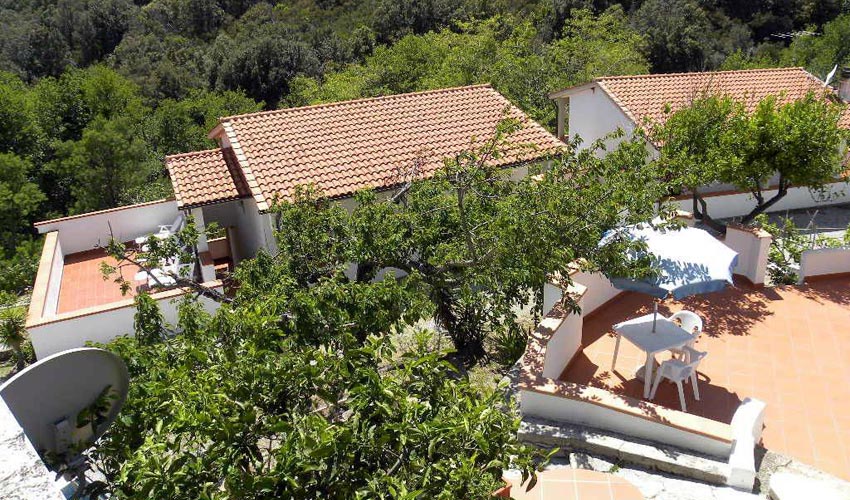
[518,417,730,487]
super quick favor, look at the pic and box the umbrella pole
[652,301,658,332]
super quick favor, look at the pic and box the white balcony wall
[34,200,180,254]
[43,237,64,317]
[723,226,771,286]
[672,182,850,220]
[521,390,733,458]
[799,247,850,282]
[29,287,222,359]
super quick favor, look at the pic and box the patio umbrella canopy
[606,225,739,300]
[603,224,739,330]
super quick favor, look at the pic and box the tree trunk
[740,184,789,225]
[691,189,726,234]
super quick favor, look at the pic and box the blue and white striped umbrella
[604,225,738,330]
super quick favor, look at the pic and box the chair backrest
[670,310,703,336]
[663,347,707,380]
[171,214,184,231]
[682,346,707,369]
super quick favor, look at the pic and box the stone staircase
[518,417,731,486]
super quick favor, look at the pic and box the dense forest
[0,0,848,300]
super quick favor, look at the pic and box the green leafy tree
[725,93,848,224]
[52,115,155,213]
[0,72,41,157]
[151,89,262,155]
[632,0,749,72]
[654,92,848,226]
[372,0,467,43]
[55,0,137,65]
[214,25,321,108]
[272,119,670,361]
[0,153,46,252]
[88,271,544,497]
[781,14,850,77]
[650,95,743,229]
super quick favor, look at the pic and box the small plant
[0,306,30,370]
[489,320,530,369]
[133,293,167,344]
[752,214,847,285]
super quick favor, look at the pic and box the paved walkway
[561,277,850,481]
[548,456,760,500]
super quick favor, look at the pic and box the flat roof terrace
[57,247,144,314]
[561,277,850,481]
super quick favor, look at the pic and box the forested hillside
[0,0,848,299]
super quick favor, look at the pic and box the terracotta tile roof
[215,84,564,211]
[166,147,250,209]
[579,67,849,129]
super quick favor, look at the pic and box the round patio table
[499,468,644,500]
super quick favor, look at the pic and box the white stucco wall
[542,271,620,319]
[723,227,770,286]
[225,198,272,262]
[672,182,850,220]
[43,239,64,317]
[799,247,850,282]
[34,200,180,255]
[567,87,634,152]
[540,301,584,379]
[520,390,732,458]
[29,288,222,359]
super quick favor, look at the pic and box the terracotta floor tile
[56,245,146,314]
[559,277,850,481]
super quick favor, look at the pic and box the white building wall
[799,247,850,282]
[34,200,180,254]
[43,239,64,317]
[567,88,634,152]
[29,290,222,359]
[672,182,850,220]
[225,198,272,262]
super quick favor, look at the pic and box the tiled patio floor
[57,248,144,313]
[506,468,643,500]
[560,277,850,481]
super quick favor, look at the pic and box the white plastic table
[612,313,695,398]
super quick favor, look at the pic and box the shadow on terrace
[560,276,850,480]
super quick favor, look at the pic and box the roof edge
[221,122,269,211]
[34,198,176,227]
[596,66,807,81]
[219,83,495,122]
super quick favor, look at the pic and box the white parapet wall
[27,282,223,359]
[799,247,850,283]
[33,199,181,254]
[672,182,850,220]
[723,225,771,286]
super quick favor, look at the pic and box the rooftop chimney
[839,66,850,103]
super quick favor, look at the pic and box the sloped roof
[165,147,250,209]
[206,84,563,211]
[552,67,850,129]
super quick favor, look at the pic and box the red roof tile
[569,67,850,129]
[165,147,250,209]
[214,84,564,210]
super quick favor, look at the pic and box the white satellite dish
[825,64,838,87]
[0,348,128,467]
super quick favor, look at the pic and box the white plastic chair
[668,310,703,359]
[158,214,184,236]
[649,346,707,412]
